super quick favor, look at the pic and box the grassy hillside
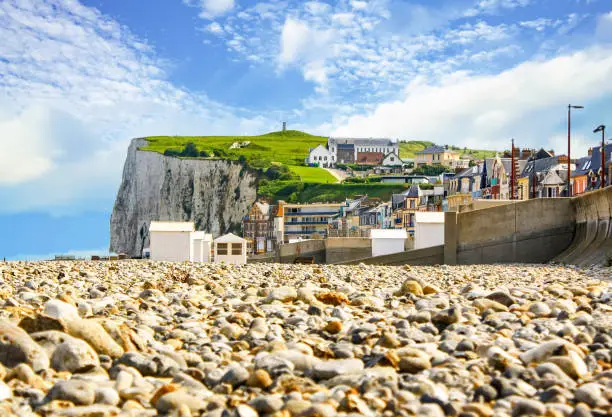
[258,181,408,203]
[288,166,337,183]
[399,141,435,159]
[400,140,498,160]
[141,130,327,167]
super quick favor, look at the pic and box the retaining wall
[553,187,612,266]
[338,245,444,266]
[446,198,575,264]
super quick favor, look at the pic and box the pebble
[0,261,608,417]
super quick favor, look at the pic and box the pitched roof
[149,221,195,232]
[520,156,559,178]
[541,171,565,185]
[214,233,246,243]
[416,145,459,155]
[589,144,612,172]
[329,137,396,147]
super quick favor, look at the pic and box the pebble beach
[0,261,610,417]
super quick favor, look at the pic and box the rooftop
[149,221,195,232]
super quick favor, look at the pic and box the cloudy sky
[1,0,611,258]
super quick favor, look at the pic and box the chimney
[522,148,532,160]
[282,122,287,132]
[588,147,593,157]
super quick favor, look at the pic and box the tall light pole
[594,125,606,189]
[567,105,584,197]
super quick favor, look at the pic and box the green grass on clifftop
[141,130,327,166]
[258,181,408,203]
[288,166,337,183]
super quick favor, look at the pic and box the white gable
[214,233,247,243]
[150,221,195,232]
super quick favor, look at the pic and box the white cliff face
[110,139,258,257]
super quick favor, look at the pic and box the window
[217,243,228,255]
[231,243,242,255]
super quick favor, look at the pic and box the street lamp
[567,105,584,197]
[593,125,606,189]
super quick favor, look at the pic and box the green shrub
[180,142,199,157]
[163,149,181,157]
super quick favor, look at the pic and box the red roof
[356,152,383,165]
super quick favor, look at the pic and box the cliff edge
[110,139,258,257]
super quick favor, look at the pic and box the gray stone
[0,319,50,372]
[47,380,95,406]
[51,338,100,373]
[248,394,284,413]
[312,359,364,380]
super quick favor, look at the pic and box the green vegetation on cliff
[258,181,408,203]
[399,140,498,160]
[141,130,327,167]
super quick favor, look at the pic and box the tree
[199,150,210,157]
[180,142,199,157]
[469,160,476,167]
[238,155,247,164]
[163,149,181,157]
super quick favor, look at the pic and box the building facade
[415,145,460,167]
[242,202,283,255]
[282,202,344,241]
[306,144,333,167]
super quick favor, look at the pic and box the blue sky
[1,0,611,259]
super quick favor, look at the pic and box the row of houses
[244,142,611,256]
[446,144,612,201]
[307,138,472,169]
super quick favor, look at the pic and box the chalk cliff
[110,139,258,257]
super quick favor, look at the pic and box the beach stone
[221,364,250,387]
[0,381,11,402]
[51,338,100,373]
[511,398,546,416]
[248,394,284,413]
[0,319,50,371]
[432,306,461,325]
[485,291,515,307]
[155,390,208,415]
[312,359,364,380]
[47,380,96,405]
[397,280,424,296]
[574,383,606,407]
[267,287,297,303]
[64,319,124,358]
[94,387,120,406]
[44,299,80,321]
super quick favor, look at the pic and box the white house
[382,151,404,166]
[307,144,333,167]
[414,212,445,249]
[190,232,213,262]
[370,229,408,257]
[149,221,195,262]
[214,233,247,265]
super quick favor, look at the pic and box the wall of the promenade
[445,198,575,264]
[338,245,444,266]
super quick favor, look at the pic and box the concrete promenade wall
[338,245,444,266]
[446,198,575,264]
[554,187,612,266]
[326,238,372,264]
[248,237,373,264]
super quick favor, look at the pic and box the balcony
[285,230,327,235]
[284,211,339,216]
[284,221,328,225]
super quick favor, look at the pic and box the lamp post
[594,125,606,189]
[567,105,584,196]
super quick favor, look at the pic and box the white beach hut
[414,212,445,249]
[213,233,247,265]
[149,221,195,262]
[191,232,213,262]
[370,229,408,257]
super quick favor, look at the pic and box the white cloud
[0,0,272,213]
[332,46,612,155]
[184,0,235,19]
[206,21,224,34]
